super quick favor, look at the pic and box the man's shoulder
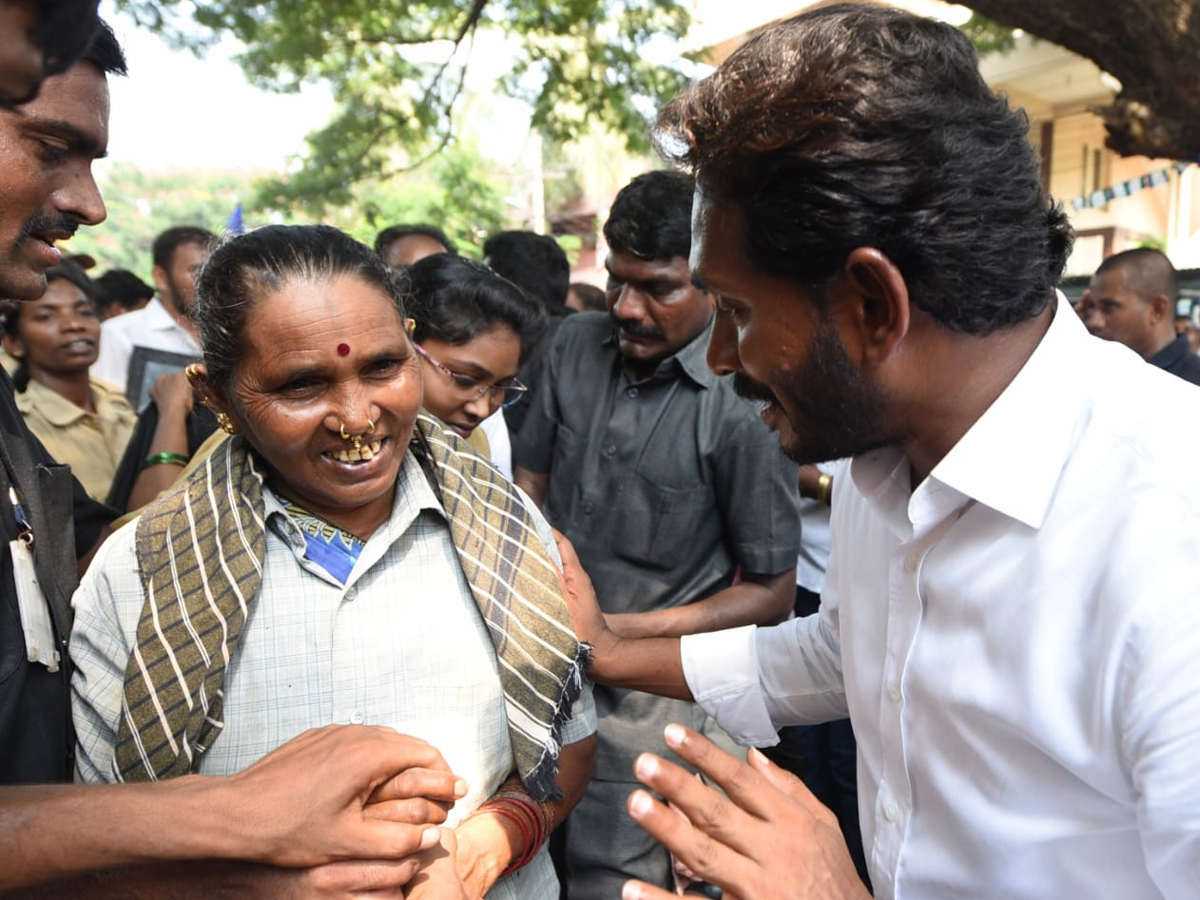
[554,310,613,347]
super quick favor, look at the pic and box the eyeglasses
[413,342,528,409]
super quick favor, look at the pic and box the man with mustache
[514,169,801,900]
[559,5,1200,900]
[0,11,464,898]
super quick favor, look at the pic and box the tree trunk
[965,0,1200,160]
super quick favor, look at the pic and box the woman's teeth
[332,440,381,463]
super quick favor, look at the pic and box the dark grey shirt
[514,312,801,777]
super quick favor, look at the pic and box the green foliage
[960,13,1018,57]
[113,0,691,213]
[64,164,248,279]
[63,143,511,277]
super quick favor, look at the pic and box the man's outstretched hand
[621,724,871,900]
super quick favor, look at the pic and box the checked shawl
[112,413,587,801]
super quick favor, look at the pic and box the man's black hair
[373,223,457,258]
[152,225,216,271]
[482,231,570,313]
[603,170,694,263]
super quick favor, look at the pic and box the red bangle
[481,793,550,876]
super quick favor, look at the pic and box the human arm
[413,733,598,899]
[0,723,466,893]
[123,371,196,512]
[622,724,871,900]
[604,568,796,639]
[514,466,548,509]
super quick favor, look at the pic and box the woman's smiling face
[210,272,422,538]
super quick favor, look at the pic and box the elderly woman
[70,225,596,898]
[405,254,545,477]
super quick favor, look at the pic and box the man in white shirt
[91,225,213,400]
[561,5,1200,900]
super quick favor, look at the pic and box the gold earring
[217,411,236,435]
[405,318,416,336]
[185,363,200,381]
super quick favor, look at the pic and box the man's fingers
[368,767,466,805]
[364,797,451,827]
[745,746,838,826]
[626,787,739,892]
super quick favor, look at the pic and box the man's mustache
[733,372,778,406]
[17,213,78,245]
[610,311,665,341]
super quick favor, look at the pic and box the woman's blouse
[71,450,596,899]
[15,379,136,502]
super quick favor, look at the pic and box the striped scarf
[112,413,586,801]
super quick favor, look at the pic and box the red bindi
[337,343,350,357]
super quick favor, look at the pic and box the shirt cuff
[681,625,780,747]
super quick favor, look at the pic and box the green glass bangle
[141,452,191,471]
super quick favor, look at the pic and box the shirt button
[345,587,357,601]
[627,387,639,398]
[884,804,899,822]
[582,501,594,514]
[903,554,919,573]
[350,710,365,724]
[605,444,617,456]
[889,683,902,702]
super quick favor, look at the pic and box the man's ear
[839,247,910,366]
[150,265,169,298]
[1149,293,1172,325]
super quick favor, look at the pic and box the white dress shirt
[682,298,1200,900]
[72,452,596,900]
[92,298,202,396]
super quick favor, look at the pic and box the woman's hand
[403,828,474,900]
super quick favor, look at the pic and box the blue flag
[227,202,245,236]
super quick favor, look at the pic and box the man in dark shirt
[514,170,801,900]
[1081,247,1200,386]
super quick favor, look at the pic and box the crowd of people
[1,3,1198,900]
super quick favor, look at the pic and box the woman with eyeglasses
[405,254,546,478]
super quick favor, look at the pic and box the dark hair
[94,268,155,311]
[29,3,114,78]
[3,261,98,391]
[656,3,1073,335]
[405,255,547,365]
[1094,247,1178,303]
[482,231,570,313]
[75,16,126,77]
[374,223,457,258]
[568,281,607,312]
[604,170,695,262]
[195,224,405,391]
[152,225,216,270]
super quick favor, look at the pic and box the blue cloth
[281,501,364,584]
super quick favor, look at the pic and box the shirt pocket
[608,472,710,570]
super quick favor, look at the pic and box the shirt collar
[927,293,1089,529]
[15,378,90,426]
[265,445,446,549]
[851,293,1090,532]
[603,316,718,388]
[1147,334,1191,370]
[144,297,188,333]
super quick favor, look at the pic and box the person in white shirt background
[557,4,1200,900]
[91,224,214,398]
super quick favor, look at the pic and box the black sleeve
[105,402,219,512]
